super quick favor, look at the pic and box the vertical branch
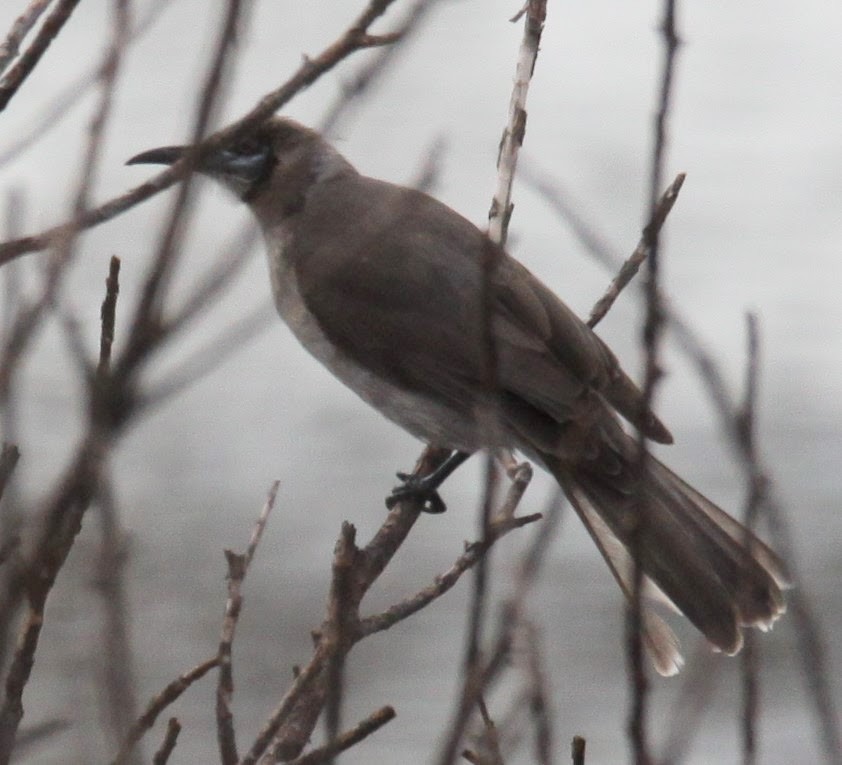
[523,622,554,765]
[94,478,141,765]
[571,736,586,765]
[486,0,546,247]
[151,718,181,765]
[0,190,25,681]
[119,0,247,373]
[437,4,547,764]
[0,0,132,756]
[216,482,279,765]
[627,3,679,764]
[738,313,761,765]
[98,256,121,374]
[92,254,136,759]
[0,0,127,403]
[323,523,358,765]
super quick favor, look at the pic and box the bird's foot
[386,472,448,514]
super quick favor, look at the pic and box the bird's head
[127,117,355,212]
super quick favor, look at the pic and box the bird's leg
[386,450,472,514]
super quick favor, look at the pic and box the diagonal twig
[0,0,82,112]
[587,173,685,329]
[0,0,406,267]
[111,656,220,765]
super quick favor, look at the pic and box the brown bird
[129,118,788,675]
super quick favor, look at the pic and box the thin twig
[738,314,761,765]
[0,0,54,75]
[0,0,81,112]
[0,0,171,168]
[118,0,247,377]
[462,696,503,765]
[323,524,358,765]
[486,0,546,247]
[627,4,679,764]
[437,492,562,765]
[357,511,542,639]
[217,481,279,765]
[151,718,181,765]
[0,446,19,507]
[253,448,537,764]
[111,656,219,765]
[523,622,554,765]
[587,173,685,329]
[98,256,121,375]
[571,736,586,765]
[438,5,547,763]
[286,706,396,765]
[320,0,439,136]
[0,1,130,755]
[657,640,721,764]
[0,0,405,266]
[93,477,140,765]
[0,0,127,402]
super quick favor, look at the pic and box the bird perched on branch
[129,117,788,675]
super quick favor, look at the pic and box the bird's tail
[543,449,789,676]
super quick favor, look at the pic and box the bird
[128,117,788,675]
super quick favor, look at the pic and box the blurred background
[0,1,840,762]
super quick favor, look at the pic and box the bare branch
[523,623,554,765]
[438,6,547,764]
[0,0,82,112]
[285,706,396,765]
[0,0,128,402]
[98,256,121,374]
[587,173,685,329]
[111,656,220,765]
[357,511,542,639]
[738,314,761,765]
[320,0,439,136]
[151,718,181,765]
[93,477,140,764]
[118,0,247,377]
[571,736,586,765]
[0,445,19,507]
[626,2,680,763]
[0,0,406,266]
[0,0,53,75]
[0,0,171,169]
[523,145,840,759]
[217,481,279,765]
[486,0,546,247]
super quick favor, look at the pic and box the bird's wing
[493,256,673,444]
[293,175,669,447]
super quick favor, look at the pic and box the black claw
[386,451,472,514]
[386,474,448,514]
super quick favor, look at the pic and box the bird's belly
[266,243,486,450]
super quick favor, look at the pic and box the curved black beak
[126,146,187,166]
